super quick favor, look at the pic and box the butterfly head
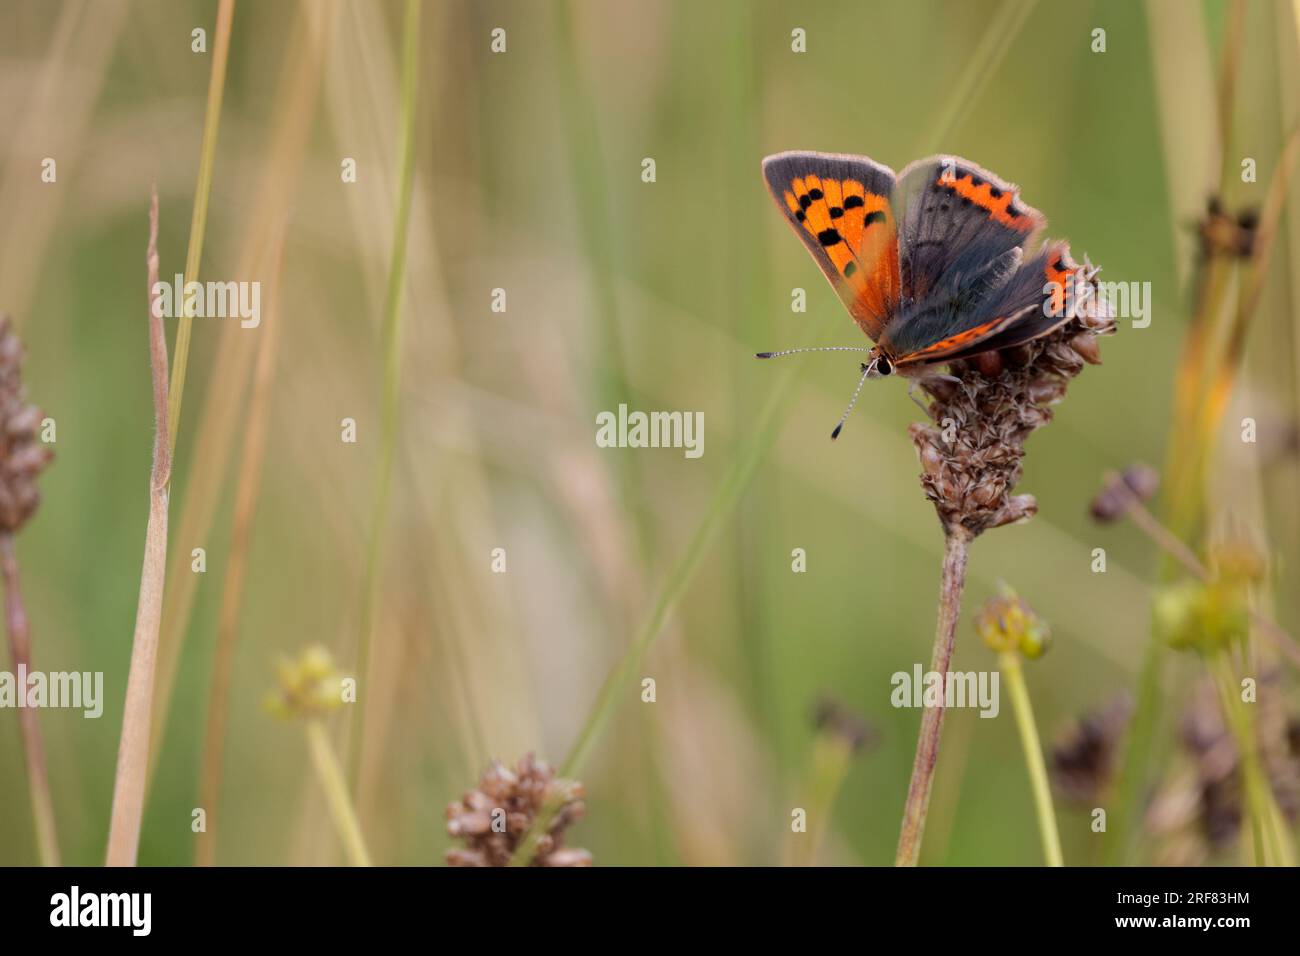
[865,348,894,378]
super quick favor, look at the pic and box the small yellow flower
[975,584,1051,660]
[265,644,349,720]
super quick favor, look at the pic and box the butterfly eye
[876,356,893,376]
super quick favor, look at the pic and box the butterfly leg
[906,378,931,416]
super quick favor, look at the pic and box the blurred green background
[0,0,1296,866]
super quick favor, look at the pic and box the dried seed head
[1089,463,1159,523]
[445,754,591,867]
[0,315,53,534]
[910,262,1114,538]
[813,696,878,754]
[1147,674,1300,863]
[1049,694,1132,803]
[1199,196,1257,259]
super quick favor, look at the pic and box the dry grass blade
[194,223,287,866]
[105,187,171,867]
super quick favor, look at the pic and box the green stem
[166,0,236,453]
[1000,651,1064,867]
[506,369,797,867]
[792,733,854,866]
[305,721,372,867]
[1208,651,1293,866]
[350,0,421,789]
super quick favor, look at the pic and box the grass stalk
[166,0,236,451]
[194,227,286,866]
[105,188,172,867]
[0,533,59,866]
[1111,125,1300,863]
[146,0,336,792]
[349,0,421,790]
[511,0,1036,867]
[506,369,798,866]
[305,720,372,867]
[895,528,970,866]
[1208,651,1295,866]
[999,650,1064,867]
[789,732,855,866]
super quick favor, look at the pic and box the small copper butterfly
[758,151,1084,437]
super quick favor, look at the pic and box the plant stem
[790,732,855,866]
[999,650,1064,866]
[305,720,372,867]
[194,227,286,867]
[106,187,172,867]
[349,0,421,791]
[1120,491,1300,669]
[895,528,970,866]
[167,0,236,451]
[1208,651,1294,866]
[0,533,59,866]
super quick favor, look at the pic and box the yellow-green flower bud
[975,585,1050,660]
[265,644,349,720]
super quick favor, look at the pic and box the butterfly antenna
[756,346,871,359]
[831,362,874,441]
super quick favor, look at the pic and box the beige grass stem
[105,188,171,867]
[349,0,422,789]
[194,226,286,866]
[895,528,970,866]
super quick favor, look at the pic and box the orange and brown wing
[762,151,900,341]
[891,242,1082,367]
[893,155,1045,305]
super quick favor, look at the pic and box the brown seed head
[1089,463,1159,523]
[1049,694,1132,803]
[910,262,1115,538]
[0,315,53,534]
[445,754,591,867]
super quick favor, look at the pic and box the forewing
[762,151,901,340]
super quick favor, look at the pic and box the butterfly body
[761,151,1083,380]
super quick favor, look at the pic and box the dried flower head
[910,263,1115,538]
[264,644,349,720]
[0,315,53,534]
[1146,675,1300,864]
[813,696,878,754]
[1049,694,1132,803]
[1199,196,1257,259]
[974,584,1051,660]
[1089,464,1159,523]
[445,754,591,867]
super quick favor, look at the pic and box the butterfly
[758,151,1085,438]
